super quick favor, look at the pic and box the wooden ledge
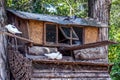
[32,59,113,67]
[0,31,33,43]
[59,40,117,51]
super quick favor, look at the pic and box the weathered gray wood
[28,46,58,55]
[31,78,111,80]
[60,40,116,51]
[0,31,33,43]
[33,69,108,73]
[32,59,113,67]
[88,0,111,24]
[0,0,8,80]
[74,47,107,60]
[32,73,110,78]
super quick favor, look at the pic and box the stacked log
[74,47,106,60]
[28,46,58,55]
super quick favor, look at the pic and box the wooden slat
[0,31,33,43]
[33,69,108,73]
[59,40,117,51]
[32,59,113,67]
[31,78,111,80]
[32,72,110,78]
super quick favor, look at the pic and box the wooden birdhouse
[7,9,108,47]
[6,9,116,80]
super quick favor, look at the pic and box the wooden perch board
[59,40,117,51]
[0,31,33,43]
[32,59,113,67]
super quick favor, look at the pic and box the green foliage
[109,0,120,80]
[7,0,32,12]
[6,0,88,17]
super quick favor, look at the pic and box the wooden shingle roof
[7,9,108,27]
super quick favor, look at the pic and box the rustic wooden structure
[7,9,108,46]
[8,50,112,80]
[6,9,114,80]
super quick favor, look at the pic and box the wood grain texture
[29,20,44,44]
[84,27,98,44]
[0,0,8,80]
[88,0,111,63]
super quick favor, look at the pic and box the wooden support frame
[56,24,59,44]
[70,27,72,45]
[59,26,79,40]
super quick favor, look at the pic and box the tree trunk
[88,0,111,62]
[88,0,111,40]
[0,0,8,80]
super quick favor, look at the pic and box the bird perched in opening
[5,24,22,51]
[44,52,62,60]
[5,24,22,34]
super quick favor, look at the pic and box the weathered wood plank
[31,78,111,80]
[0,31,33,43]
[32,72,110,78]
[59,40,117,51]
[32,59,113,67]
[33,69,108,73]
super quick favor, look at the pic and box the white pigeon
[44,52,62,60]
[5,24,22,34]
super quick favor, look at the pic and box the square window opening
[46,24,56,43]
[73,27,83,45]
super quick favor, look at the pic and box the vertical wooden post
[56,24,58,44]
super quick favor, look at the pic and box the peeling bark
[88,0,111,40]
[88,0,111,62]
[0,0,7,80]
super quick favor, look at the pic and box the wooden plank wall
[18,19,29,39]
[29,20,43,44]
[84,27,99,44]
[14,17,29,45]
[32,63,110,80]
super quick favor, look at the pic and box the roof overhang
[7,9,108,28]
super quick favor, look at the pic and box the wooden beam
[32,59,113,67]
[59,40,117,51]
[0,31,33,43]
